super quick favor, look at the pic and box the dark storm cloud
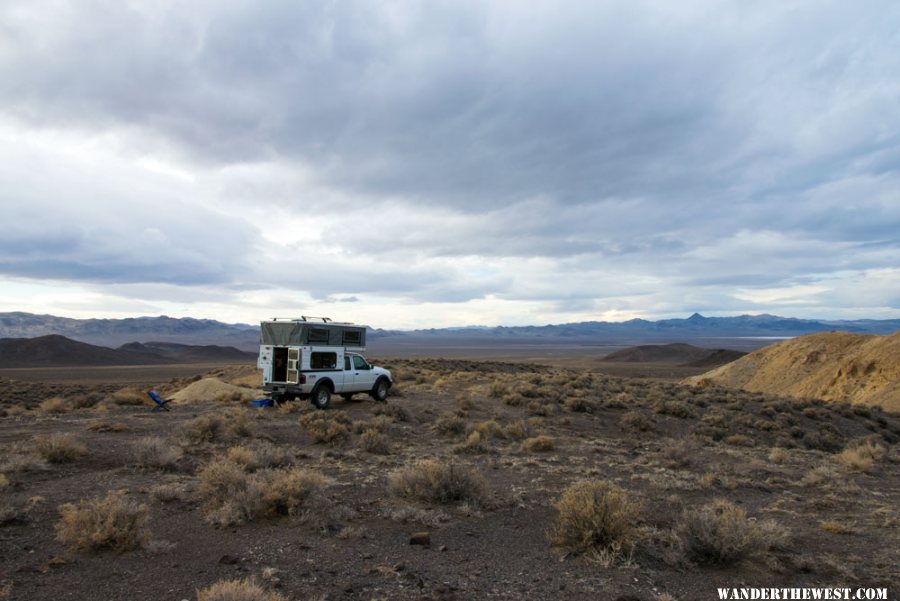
[0,0,898,315]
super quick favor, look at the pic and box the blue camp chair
[148,390,172,412]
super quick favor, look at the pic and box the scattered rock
[218,554,240,565]
[410,532,431,546]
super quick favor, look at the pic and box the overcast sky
[0,0,898,328]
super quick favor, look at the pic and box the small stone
[218,554,240,565]
[437,545,447,552]
[409,532,431,546]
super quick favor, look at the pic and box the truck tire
[311,383,332,410]
[370,378,390,402]
[341,393,355,401]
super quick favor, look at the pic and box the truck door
[349,354,377,391]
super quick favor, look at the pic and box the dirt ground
[0,359,898,601]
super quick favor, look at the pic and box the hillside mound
[0,335,174,368]
[684,331,900,411]
[604,343,745,367]
[170,377,262,403]
[119,341,255,362]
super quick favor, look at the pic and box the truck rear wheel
[370,378,390,402]
[311,384,331,410]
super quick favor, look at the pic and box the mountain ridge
[1,311,898,350]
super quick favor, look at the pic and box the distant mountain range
[1,311,898,352]
[0,335,256,368]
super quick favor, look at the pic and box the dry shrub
[374,403,410,422]
[434,412,466,435]
[768,447,789,464]
[454,430,490,454]
[527,400,555,417]
[621,411,655,432]
[112,387,147,406]
[0,452,45,473]
[39,396,72,414]
[820,520,855,535]
[226,446,256,467]
[150,483,185,503]
[87,420,129,433]
[662,439,696,468]
[652,400,693,418]
[133,437,183,470]
[676,500,783,565]
[359,429,392,454]
[469,420,505,441]
[504,419,531,440]
[564,396,593,413]
[0,473,7,490]
[522,435,555,452]
[196,578,287,601]
[488,381,508,399]
[549,480,640,561]
[264,468,326,517]
[183,415,224,443]
[55,491,149,552]
[724,434,754,447]
[197,458,266,526]
[197,458,324,526]
[223,408,256,438]
[456,395,475,410]
[33,433,87,463]
[389,459,489,507]
[835,439,886,473]
[299,411,351,444]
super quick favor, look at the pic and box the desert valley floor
[0,358,897,600]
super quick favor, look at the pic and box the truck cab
[257,317,392,409]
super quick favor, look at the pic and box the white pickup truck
[257,317,392,409]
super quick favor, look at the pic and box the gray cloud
[0,0,898,322]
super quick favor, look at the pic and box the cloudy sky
[1,0,898,328]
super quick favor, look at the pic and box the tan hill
[684,331,900,412]
[603,343,745,367]
[0,335,175,367]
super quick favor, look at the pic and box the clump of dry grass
[182,415,225,443]
[196,578,287,601]
[503,419,532,440]
[675,500,783,565]
[299,411,351,444]
[358,429,392,454]
[374,403,410,422]
[196,458,265,526]
[389,459,489,507]
[522,435,555,452]
[434,412,466,435]
[621,411,655,432]
[197,458,325,526]
[652,400,693,418]
[453,430,491,454]
[768,447,789,464]
[112,387,147,406]
[87,420,129,433]
[835,439,886,473]
[549,480,640,562]
[263,468,326,517]
[149,483,186,504]
[39,396,72,414]
[133,437,183,470]
[55,491,149,552]
[33,433,87,463]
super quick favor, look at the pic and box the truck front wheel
[311,384,332,410]
[370,378,390,402]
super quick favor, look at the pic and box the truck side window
[311,352,337,369]
[344,356,350,370]
[352,355,368,370]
